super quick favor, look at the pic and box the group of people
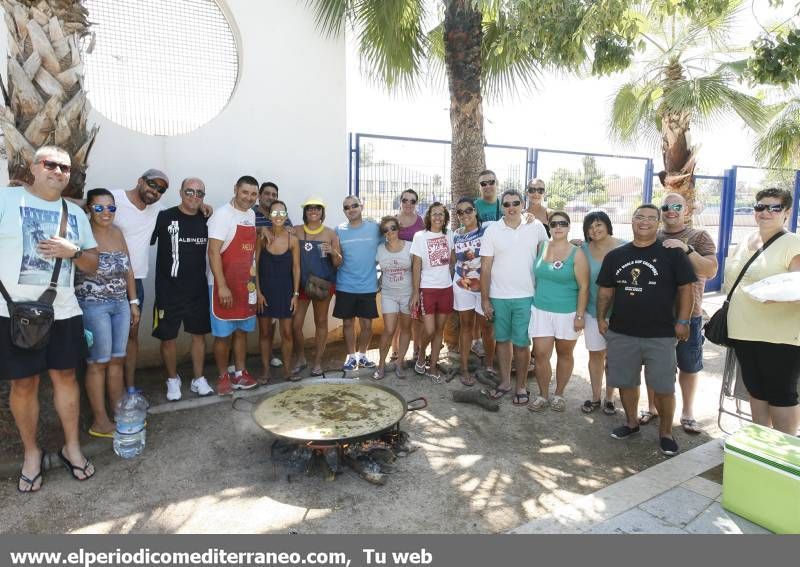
[2,144,799,495]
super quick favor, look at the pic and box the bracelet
[292,291,299,297]
[129,299,140,306]
[575,315,584,320]
[676,319,690,325]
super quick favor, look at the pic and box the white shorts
[583,313,607,351]
[452,284,484,316]
[529,306,581,340]
[381,293,411,315]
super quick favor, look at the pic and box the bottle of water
[113,387,147,458]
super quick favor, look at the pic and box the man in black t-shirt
[596,204,696,457]
[151,177,213,400]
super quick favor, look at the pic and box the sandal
[512,392,530,406]
[581,400,601,414]
[603,400,617,416]
[310,368,324,377]
[527,395,549,412]
[395,364,407,379]
[550,395,566,412]
[483,386,512,400]
[288,374,303,382]
[681,417,702,434]
[460,374,476,387]
[414,361,427,375]
[372,368,385,381]
[18,453,45,493]
[58,449,94,481]
[638,410,659,425]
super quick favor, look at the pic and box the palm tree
[754,92,800,169]
[0,0,97,198]
[608,0,769,213]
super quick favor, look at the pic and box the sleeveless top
[258,239,294,319]
[398,215,424,242]
[532,244,578,313]
[299,230,336,287]
[75,251,130,303]
[581,242,603,319]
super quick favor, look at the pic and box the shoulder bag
[0,199,69,350]
[703,230,786,346]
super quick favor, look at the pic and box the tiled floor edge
[509,438,724,534]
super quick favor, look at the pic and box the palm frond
[754,97,800,169]
[480,17,544,101]
[608,80,661,147]
[305,0,350,38]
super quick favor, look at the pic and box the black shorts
[151,295,211,340]
[332,291,378,320]
[0,315,88,380]
[730,339,800,407]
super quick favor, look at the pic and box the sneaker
[270,357,283,368]
[217,374,233,396]
[610,425,640,439]
[342,356,358,371]
[358,355,376,369]
[231,369,258,390]
[659,436,679,457]
[190,377,214,397]
[165,377,182,401]
[470,339,486,358]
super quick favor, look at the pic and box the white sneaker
[270,357,283,368]
[190,376,215,397]
[166,377,182,401]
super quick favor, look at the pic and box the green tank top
[532,244,579,313]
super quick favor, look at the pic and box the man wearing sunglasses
[150,178,213,400]
[475,170,502,224]
[636,193,717,435]
[334,195,382,371]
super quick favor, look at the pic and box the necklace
[303,223,324,236]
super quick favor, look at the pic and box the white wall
[2,0,348,367]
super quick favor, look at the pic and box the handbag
[304,274,332,301]
[704,230,786,346]
[0,199,69,350]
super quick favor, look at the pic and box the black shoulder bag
[0,199,69,350]
[703,230,786,346]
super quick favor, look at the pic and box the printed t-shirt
[657,227,716,317]
[110,189,163,279]
[335,220,382,293]
[410,230,454,289]
[0,187,96,319]
[452,225,486,293]
[376,241,412,296]
[596,241,697,338]
[151,206,209,303]
[480,218,549,299]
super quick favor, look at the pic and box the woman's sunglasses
[270,210,288,217]
[549,220,569,228]
[753,203,784,213]
[527,187,545,194]
[91,204,117,213]
[382,225,399,233]
[455,207,475,216]
[401,197,417,204]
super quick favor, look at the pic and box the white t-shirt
[410,230,454,289]
[376,241,412,296]
[206,202,256,284]
[111,189,163,279]
[480,218,548,299]
[0,187,97,319]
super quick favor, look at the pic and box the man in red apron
[207,176,260,395]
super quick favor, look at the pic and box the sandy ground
[0,330,730,534]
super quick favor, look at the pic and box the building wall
[1,0,348,367]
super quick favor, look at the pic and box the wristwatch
[71,246,83,259]
[129,299,140,306]
[575,315,584,320]
[292,291,300,297]
[676,319,690,325]
[685,245,695,255]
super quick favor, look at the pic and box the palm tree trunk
[1,0,97,198]
[659,60,696,219]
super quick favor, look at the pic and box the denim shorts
[676,316,704,373]
[80,299,131,364]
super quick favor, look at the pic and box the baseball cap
[141,168,169,186]
[301,197,326,208]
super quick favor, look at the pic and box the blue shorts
[80,299,131,363]
[208,286,256,338]
[676,316,704,373]
[490,297,533,347]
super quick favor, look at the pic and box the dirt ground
[0,328,730,534]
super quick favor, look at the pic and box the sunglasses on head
[502,200,521,208]
[661,203,683,212]
[183,188,205,198]
[145,179,167,194]
[343,203,361,211]
[527,187,545,194]
[270,210,288,217]
[479,179,497,187]
[549,220,569,228]
[90,204,117,213]
[40,160,72,174]
[401,197,417,204]
[455,207,475,216]
[382,225,399,233]
[753,203,784,213]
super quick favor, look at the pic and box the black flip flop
[58,449,95,481]
[18,453,45,493]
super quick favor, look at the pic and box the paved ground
[0,296,740,534]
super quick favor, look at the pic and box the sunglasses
[661,203,683,212]
[502,200,521,208]
[455,207,475,216]
[145,179,167,194]
[183,188,205,198]
[753,203,784,213]
[382,225,399,233]
[343,203,361,211]
[549,220,569,228]
[270,210,288,217]
[479,179,497,187]
[305,205,323,211]
[90,204,117,213]
[40,160,71,174]
[401,197,417,204]
[527,187,545,194]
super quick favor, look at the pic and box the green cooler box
[722,423,800,533]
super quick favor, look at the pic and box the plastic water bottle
[113,387,147,458]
